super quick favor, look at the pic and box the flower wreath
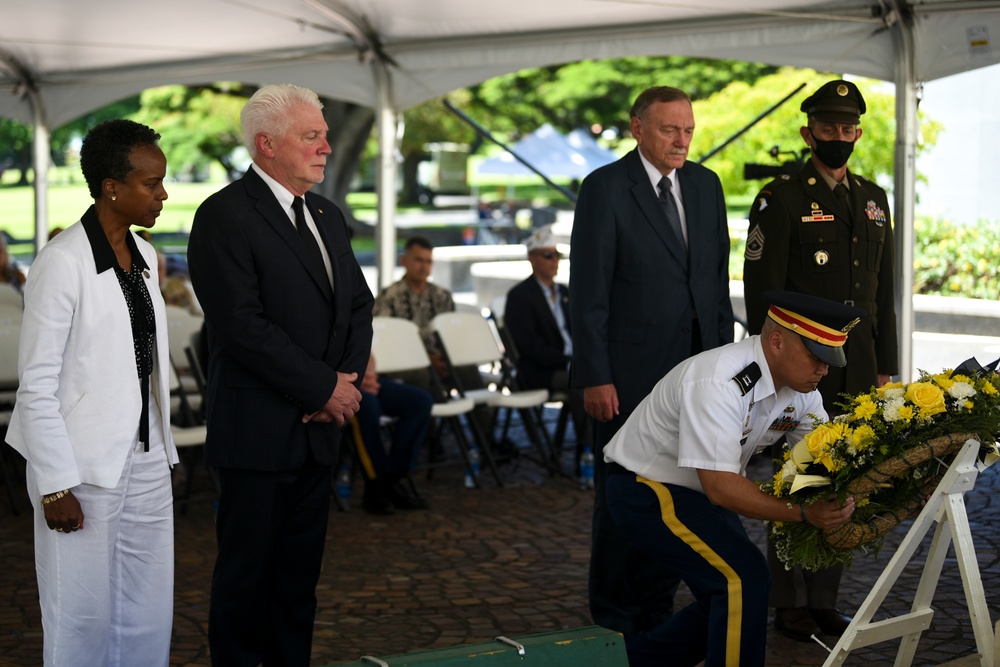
[760,358,1000,571]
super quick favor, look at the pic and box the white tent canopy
[3,0,1000,379]
[2,1,999,127]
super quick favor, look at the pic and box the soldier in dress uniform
[742,79,900,642]
[603,291,861,667]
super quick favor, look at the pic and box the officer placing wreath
[602,291,860,667]
[742,78,900,642]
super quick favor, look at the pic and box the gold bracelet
[41,489,69,505]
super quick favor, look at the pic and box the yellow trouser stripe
[637,476,743,666]
[347,416,377,480]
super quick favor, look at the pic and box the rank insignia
[769,416,801,432]
[814,250,829,265]
[865,200,886,226]
[732,362,761,396]
[745,225,765,262]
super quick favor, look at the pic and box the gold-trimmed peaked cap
[764,290,867,367]
[800,79,866,125]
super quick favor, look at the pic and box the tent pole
[891,2,917,383]
[31,93,49,255]
[373,57,397,292]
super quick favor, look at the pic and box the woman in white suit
[5,120,178,666]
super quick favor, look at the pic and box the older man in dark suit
[188,84,373,667]
[570,86,734,648]
[504,225,591,462]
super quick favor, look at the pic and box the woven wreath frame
[822,432,978,549]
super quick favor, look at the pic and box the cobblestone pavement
[2,414,999,666]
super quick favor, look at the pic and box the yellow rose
[804,423,838,458]
[904,382,946,417]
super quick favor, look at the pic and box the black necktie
[834,183,852,216]
[292,197,327,278]
[657,176,686,249]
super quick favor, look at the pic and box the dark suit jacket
[570,148,735,421]
[504,276,571,390]
[187,167,374,470]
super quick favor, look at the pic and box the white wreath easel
[823,438,996,666]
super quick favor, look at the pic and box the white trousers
[27,411,174,667]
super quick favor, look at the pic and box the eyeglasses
[534,250,561,260]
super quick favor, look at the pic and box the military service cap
[800,79,866,125]
[764,291,866,367]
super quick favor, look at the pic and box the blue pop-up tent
[477,124,617,179]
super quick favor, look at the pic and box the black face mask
[809,130,855,169]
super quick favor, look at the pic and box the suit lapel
[558,284,571,334]
[676,166,700,261]
[243,169,333,302]
[529,279,561,341]
[304,195,337,303]
[626,150,688,269]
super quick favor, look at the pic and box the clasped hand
[302,372,361,426]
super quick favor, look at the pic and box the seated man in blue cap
[602,291,863,667]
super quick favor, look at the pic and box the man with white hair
[188,84,374,666]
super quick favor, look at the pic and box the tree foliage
[463,56,778,142]
[134,84,248,181]
[0,96,140,185]
[690,68,942,202]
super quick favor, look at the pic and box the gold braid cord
[823,432,979,549]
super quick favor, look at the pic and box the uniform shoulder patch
[732,362,761,396]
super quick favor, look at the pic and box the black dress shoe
[809,608,852,636]
[387,480,430,510]
[774,607,820,642]
[362,480,396,516]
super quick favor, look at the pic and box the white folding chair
[167,356,217,511]
[431,311,556,475]
[164,305,204,414]
[0,284,22,309]
[371,316,500,487]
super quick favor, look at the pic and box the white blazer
[6,214,178,495]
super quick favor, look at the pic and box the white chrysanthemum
[883,396,905,422]
[779,459,798,481]
[833,414,850,423]
[882,387,905,400]
[947,382,976,400]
